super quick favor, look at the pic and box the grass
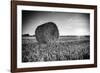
[22,36,90,62]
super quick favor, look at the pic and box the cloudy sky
[22,10,90,36]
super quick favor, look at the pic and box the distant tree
[22,34,30,37]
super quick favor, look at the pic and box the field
[22,36,90,62]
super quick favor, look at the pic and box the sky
[22,10,90,36]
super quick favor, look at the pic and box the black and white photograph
[22,10,90,62]
[11,1,97,72]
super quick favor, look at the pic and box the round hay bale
[35,22,59,44]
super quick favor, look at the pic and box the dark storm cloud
[22,10,90,36]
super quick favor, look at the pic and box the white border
[17,5,94,68]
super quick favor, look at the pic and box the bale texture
[35,22,59,44]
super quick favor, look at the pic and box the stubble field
[22,36,90,62]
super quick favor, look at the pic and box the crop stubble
[22,36,90,62]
